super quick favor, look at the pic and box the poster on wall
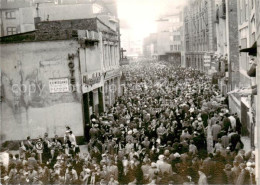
[49,78,69,93]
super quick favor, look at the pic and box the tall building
[180,10,186,67]
[120,28,143,58]
[214,0,239,96]
[143,33,157,58]
[183,0,217,72]
[255,0,260,182]
[143,13,183,66]
[225,0,258,149]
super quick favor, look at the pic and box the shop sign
[105,69,121,80]
[49,78,69,93]
[83,75,101,86]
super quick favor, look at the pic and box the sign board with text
[82,74,103,93]
[105,69,121,80]
[83,75,102,86]
[49,78,69,93]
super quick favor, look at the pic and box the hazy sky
[117,0,187,39]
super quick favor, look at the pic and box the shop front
[104,68,122,111]
[81,73,104,140]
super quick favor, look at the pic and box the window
[170,45,173,51]
[6,11,16,19]
[6,27,16,35]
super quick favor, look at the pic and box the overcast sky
[117,0,187,39]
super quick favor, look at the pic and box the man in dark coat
[234,113,242,135]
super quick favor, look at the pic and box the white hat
[151,162,157,168]
[102,154,107,157]
[128,130,132,135]
[92,119,96,122]
[158,155,165,160]
[84,168,91,173]
[174,152,180,158]
[4,176,9,181]
[54,164,61,168]
[246,162,252,167]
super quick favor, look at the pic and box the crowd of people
[0,60,256,184]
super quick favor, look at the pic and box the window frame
[5,11,16,19]
[6,27,17,35]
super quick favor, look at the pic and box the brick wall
[35,18,98,41]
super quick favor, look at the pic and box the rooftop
[0,17,118,44]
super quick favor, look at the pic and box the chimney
[34,3,41,29]
[34,17,41,29]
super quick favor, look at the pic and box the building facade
[0,18,120,142]
[120,28,143,58]
[143,13,183,66]
[224,0,257,148]
[255,0,260,182]
[184,0,217,72]
[143,33,157,58]
[0,0,118,37]
[214,0,239,97]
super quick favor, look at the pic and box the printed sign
[49,78,69,93]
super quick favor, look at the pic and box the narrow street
[0,0,259,184]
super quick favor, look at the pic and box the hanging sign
[83,75,101,86]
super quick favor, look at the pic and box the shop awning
[240,41,257,56]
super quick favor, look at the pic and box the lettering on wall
[68,54,76,92]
